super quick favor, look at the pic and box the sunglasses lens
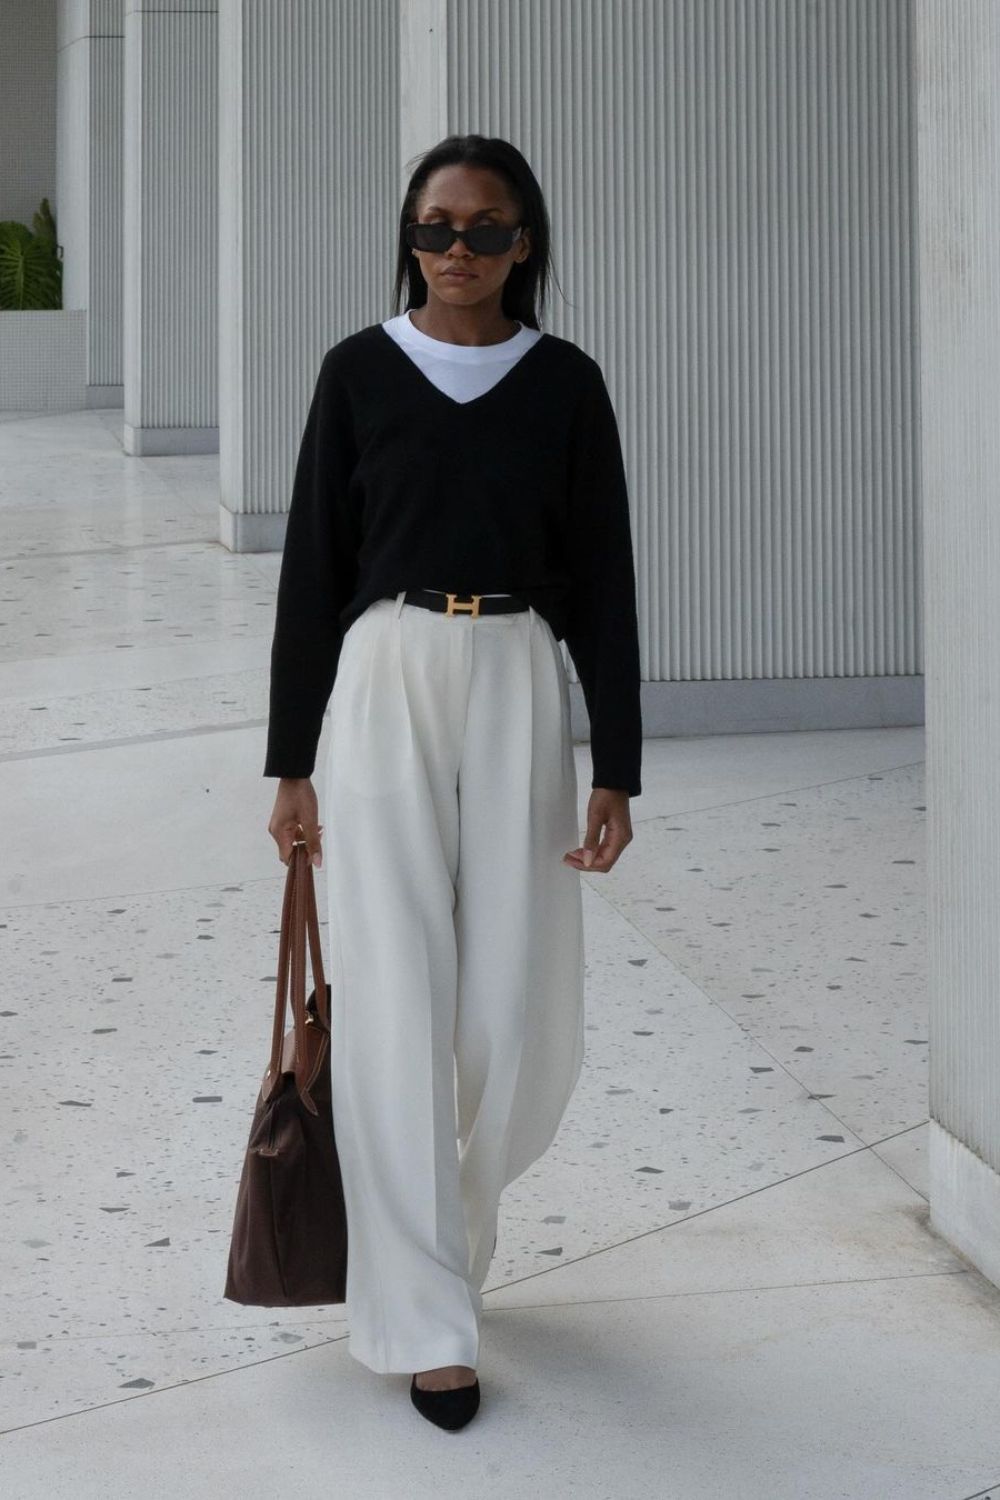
[407,222,453,251]
[465,224,516,253]
[406,222,520,255]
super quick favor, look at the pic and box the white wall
[918,0,1000,1291]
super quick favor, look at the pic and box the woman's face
[409,164,530,311]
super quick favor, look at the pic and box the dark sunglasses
[405,221,524,255]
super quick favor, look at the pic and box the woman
[264,133,642,1431]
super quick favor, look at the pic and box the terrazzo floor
[2,407,999,1499]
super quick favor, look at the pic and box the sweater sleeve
[263,350,360,779]
[562,360,643,797]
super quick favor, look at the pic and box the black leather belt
[403,588,528,618]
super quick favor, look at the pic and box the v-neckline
[374,322,550,411]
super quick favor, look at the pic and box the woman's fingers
[562,834,625,872]
[276,816,305,865]
[282,817,323,866]
[305,822,324,868]
[562,792,634,873]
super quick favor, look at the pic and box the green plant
[0,197,62,310]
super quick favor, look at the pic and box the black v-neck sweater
[264,322,643,796]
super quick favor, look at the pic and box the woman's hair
[390,134,556,329]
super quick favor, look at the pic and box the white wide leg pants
[322,590,585,1375]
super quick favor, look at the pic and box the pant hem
[348,1336,481,1377]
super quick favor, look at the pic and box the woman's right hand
[268,777,324,867]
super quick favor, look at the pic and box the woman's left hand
[563,789,634,874]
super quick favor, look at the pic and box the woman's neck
[408,302,520,347]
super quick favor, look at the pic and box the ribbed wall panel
[93,0,121,34]
[447,0,920,688]
[55,6,90,316]
[219,0,398,518]
[919,0,1000,1176]
[56,1,123,390]
[89,4,122,387]
[123,0,217,432]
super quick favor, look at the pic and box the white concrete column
[919,0,1000,1290]
[218,0,398,550]
[122,0,217,455]
[56,0,123,408]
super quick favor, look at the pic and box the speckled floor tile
[0,1322,349,1429]
[0,451,198,513]
[0,409,222,549]
[0,408,128,457]
[0,663,267,755]
[486,881,876,1282]
[0,544,277,661]
[0,497,215,555]
[4,1215,1000,1499]
[625,723,925,820]
[871,1120,931,1199]
[0,874,350,1427]
[600,762,926,1144]
[485,1130,956,1310]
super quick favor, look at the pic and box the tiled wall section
[0,312,86,410]
[0,0,57,225]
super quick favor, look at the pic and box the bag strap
[262,839,329,1105]
[303,858,329,1027]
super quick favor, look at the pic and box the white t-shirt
[380,309,543,404]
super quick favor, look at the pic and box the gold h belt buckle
[445,593,482,617]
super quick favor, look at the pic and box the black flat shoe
[410,1374,481,1431]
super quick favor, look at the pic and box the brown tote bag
[224,838,348,1306]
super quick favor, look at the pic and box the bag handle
[303,855,329,1027]
[262,838,329,1109]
